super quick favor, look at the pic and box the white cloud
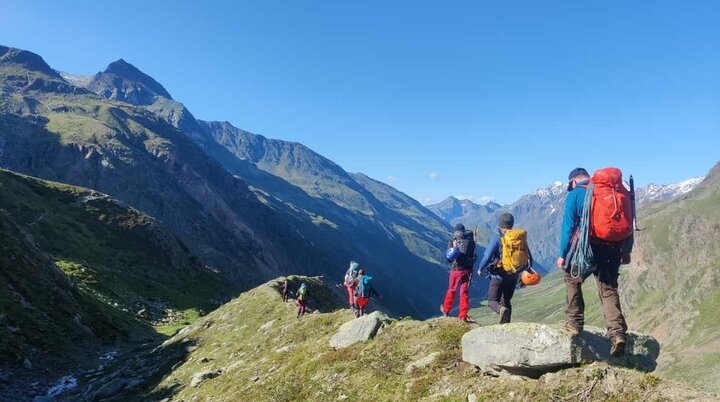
[386,176,397,182]
[428,172,441,181]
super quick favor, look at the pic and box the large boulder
[329,311,390,349]
[461,322,660,378]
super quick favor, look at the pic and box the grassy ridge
[66,276,715,402]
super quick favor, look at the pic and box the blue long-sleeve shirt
[477,232,502,272]
[559,179,634,258]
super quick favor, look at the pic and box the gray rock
[190,370,220,388]
[23,358,33,370]
[405,352,440,373]
[329,311,390,349]
[258,319,276,332]
[461,322,660,378]
[91,378,128,400]
[468,393,478,402]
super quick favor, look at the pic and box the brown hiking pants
[564,242,628,340]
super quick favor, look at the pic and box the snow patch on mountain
[532,181,565,202]
[58,71,93,88]
[636,177,705,206]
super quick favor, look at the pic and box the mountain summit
[87,58,173,104]
[0,45,60,78]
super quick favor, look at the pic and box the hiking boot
[561,321,582,336]
[462,316,477,324]
[498,306,511,324]
[610,336,626,357]
[440,305,449,318]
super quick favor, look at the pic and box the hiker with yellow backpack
[477,213,540,324]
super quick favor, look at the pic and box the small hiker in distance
[343,261,360,314]
[296,282,309,318]
[353,268,381,317]
[281,278,290,303]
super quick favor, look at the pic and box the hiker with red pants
[441,223,477,323]
[477,213,533,324]
[343,261,360,314]
[557,167,634,357]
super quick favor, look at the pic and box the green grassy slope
[0,169,233,338]
[0,209,148,371]
[61,277,716,402]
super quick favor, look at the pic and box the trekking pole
[629,175,641,231]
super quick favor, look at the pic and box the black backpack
[452,230,476,268]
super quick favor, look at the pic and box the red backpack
[589,167,634,242]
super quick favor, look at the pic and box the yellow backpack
[500,229,529,273]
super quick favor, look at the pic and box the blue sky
[2,1,718,205]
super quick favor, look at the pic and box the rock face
[461,323,660,378]
[329,312,390,349]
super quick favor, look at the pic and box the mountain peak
[0,45,60,78]
[531,181,566,201]
[105,58,140,76]
[87,58,172,104]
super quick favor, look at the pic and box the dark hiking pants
[564,242,628,340]
[488,272,518,323]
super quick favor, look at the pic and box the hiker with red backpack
[477,213,537,324]
[557,167,634,357]
[441,223,477,323]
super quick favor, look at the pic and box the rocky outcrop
[461,323,660,378]
[190,369,221,388]
[329,312,391,349]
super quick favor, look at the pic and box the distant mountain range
[427,177,704,272]
[635,176,705,207]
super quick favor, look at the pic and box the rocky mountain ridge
[0,45,452,318]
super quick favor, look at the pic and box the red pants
[345,284,356,307]
[443,269,472,320]
[356,296,369,308]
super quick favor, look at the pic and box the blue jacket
[559,180,634,258]
[477,229,533,278]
